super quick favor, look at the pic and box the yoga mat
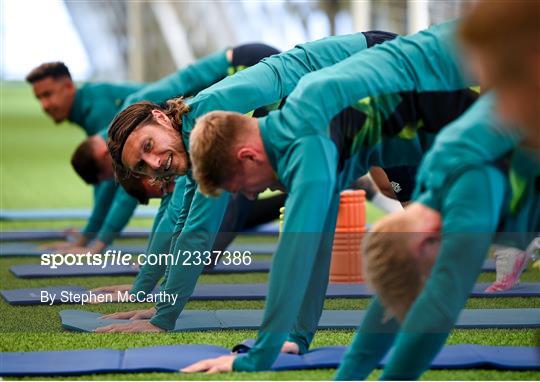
[11,261,271,278]
[60,308,540,332]
[1,343,538,376]
[1,223,278,243]
[0,242,276,257]
[242,221,279,236]
[0,207,158,221]
[1,229,150,242]
[5,283,540,305]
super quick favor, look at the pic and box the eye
[144,139,152,152]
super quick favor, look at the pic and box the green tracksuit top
[82,51,230,244]
[148,32,372,332]
[335,94,539,380]
[68,82,144,136]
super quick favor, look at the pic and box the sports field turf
[1,82,538,380]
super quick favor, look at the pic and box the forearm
[131,207,177,294]
[150,191,230,330]
[81,180,117,240]
[382,169,505,379]
[234,137,339,371]
[288,192,340,354]
[97,187,139,245]
[334,298,399,380]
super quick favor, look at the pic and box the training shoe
[485,246,531,292]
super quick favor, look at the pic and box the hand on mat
[63,227,83,241]
[100,308,155,320]
[89,284,133,303]
[55,246,96,255]
[281,341,300,354]
[181,355,236,374]
[40,241,73,251]
[94,319,164,333]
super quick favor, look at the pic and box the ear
[236,147,257,162]
[93,136,109,158]
[151,109,170,126]
[409,231,432,259]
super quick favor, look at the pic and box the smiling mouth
[164,153,172,173]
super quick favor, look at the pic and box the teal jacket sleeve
[233,135,339,371]
[159,176,199,288]
[184,32,369,125]
[81,180,117,240]
[261,20,474,137]
[147,193,172,245]
[334,298,400,380]
[381,166,506,380]
[82,83,145,135]
[130,177,186,295]
[120,50,230,109]
[96,187,139,245]
[150,177,231,330]
[130,195,174,294]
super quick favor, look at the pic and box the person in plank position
[28,44,280,255]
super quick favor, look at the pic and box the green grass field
[0,82,539,381]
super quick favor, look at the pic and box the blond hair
[363,217,424,322]
[190,111,250,196]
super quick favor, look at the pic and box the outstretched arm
[382,166,505,379]
[150,177,231,330]
[80,180,117,244]
[232,136,339,371]
[185,32,371,126]
[261,20,474,137]
[94,187,139,247]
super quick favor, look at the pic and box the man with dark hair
[71,132,114,185]
[26,61,143,134]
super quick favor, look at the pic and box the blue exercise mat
[4,282,539,305]
[10,261,271,278]
[0,207,159,221]
[1,229,151,242]
[241,221,279,236]
[0,242,276,257]
[1,224,278,243]
[1,343,538,376]
[59,308,540,332]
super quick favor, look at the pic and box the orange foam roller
[330,190,366,284]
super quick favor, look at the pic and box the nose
[142,153,161,173]
[41,99,51,111]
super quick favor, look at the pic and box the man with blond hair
[185,1,538,378]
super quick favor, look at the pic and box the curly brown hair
[107,97,189,173]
